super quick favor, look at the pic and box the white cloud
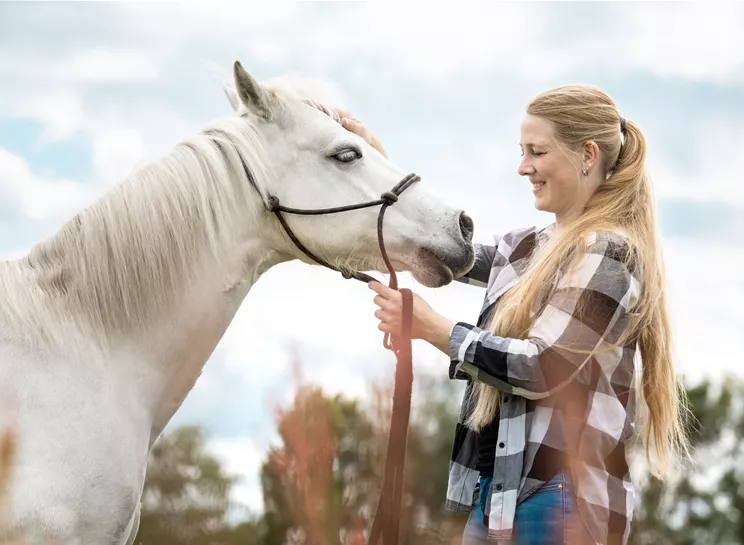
[0,45,166,141]
[218,264,399,396]
[208,437,267,512]
[663,237,744,384]
[56,49,162,84]
[0,46,164,85]
[8,3,735,97]
[92,127,146,186]
[160,3,743,84]
[170,2,296,29]
[625,4,744,86]
[1,3,742,192]
[0,250,27,261]
[327,4,535,79]
[0,147,94,224]
[0,89,85,143]
[648,124,744,209]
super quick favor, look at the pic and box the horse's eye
[333,149,362,163]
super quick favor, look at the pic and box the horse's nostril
[459,212,474,242]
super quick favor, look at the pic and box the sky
[1,2,743,515]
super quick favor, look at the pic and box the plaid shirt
[445,226,640,545]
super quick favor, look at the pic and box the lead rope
[367,182,414,545]
[259,167,418,545]
[367,287,413,545]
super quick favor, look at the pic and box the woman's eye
[333,149,362,163]
[532,151,545,157]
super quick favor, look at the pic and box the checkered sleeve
[455,242,497,288]
[448,236,640,400]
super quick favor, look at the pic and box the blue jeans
[462,471,594,544]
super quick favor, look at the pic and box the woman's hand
[336,109,388,159]
[368,281,454,355]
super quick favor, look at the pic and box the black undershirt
[476,415,499,476]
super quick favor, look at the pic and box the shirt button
[498,442,505,448]
[496,484,503,491]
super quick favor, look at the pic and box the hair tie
[620,117,627,134]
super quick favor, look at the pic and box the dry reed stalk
[0,428,15,508]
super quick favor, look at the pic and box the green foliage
[136,374,744,544]
[135,425,264,545]
[630,375,744,545]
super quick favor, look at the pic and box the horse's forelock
[263,76,345,120]
[302,99,341,123]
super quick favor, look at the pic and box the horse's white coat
[0,62,473,544]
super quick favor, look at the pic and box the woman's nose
[517,158,532,176]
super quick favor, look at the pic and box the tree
[260,385,381,545]
[630,375,744,545]
[259,373,469,545]
[401,375,470,544]
[135,425,256,545]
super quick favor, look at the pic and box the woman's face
[518,114,600,224]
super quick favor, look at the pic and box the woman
[339,85,690,545]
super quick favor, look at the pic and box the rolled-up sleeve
[448,238,640,400]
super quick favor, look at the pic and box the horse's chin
[371,246,472,288]
[407,249,456,288]
[410,265,454,288]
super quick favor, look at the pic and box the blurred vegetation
[629,375,744,545]
[134,374,744,544]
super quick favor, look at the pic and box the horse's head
[227,61,475,287]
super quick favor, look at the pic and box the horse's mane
[0,75,351,347]
[1,114,273,346]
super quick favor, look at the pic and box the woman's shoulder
[495,225,545,253]
[582,228,642,281]
[584,228,632,258]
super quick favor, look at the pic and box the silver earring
[582,168,589,177]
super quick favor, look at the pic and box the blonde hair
[468,85,690,478]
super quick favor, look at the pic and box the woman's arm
[455,242,497,287]
[446,238,640,399]
[372,237,639,398]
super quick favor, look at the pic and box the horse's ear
[233,61,271,120]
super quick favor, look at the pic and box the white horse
[0,61,474,544]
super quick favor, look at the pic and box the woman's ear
[583,140,600,171]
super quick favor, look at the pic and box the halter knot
[381,191,399,205]
[267,196,281,212]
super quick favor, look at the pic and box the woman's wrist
[422,312,455,355]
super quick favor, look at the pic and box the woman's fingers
[368,280,400,300]
[378,322,396,334]
[373,295,394,310]
[341,117,365,136]
[340,117,388,159]
[374,308,399,323]
[336,108,361,122]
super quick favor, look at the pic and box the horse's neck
[139,256,261,447]
[71,211,285,448]
[103,233,286,448]
[10,128,291,441]
[21,125,279,342]
[92,144,289,444]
